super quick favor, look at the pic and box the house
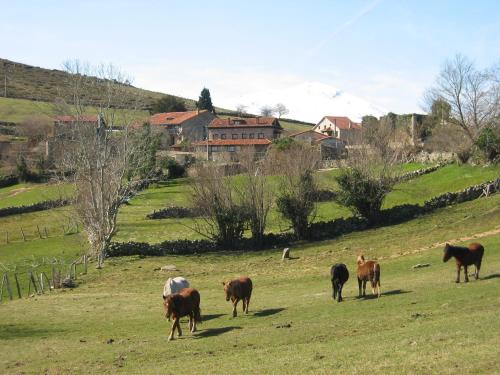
[289,128,346,159]
[312,116,361,144]
[149,110,216,148]
[192,116,282,160]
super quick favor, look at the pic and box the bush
[160,157,186,179]
[146,206,200,219]
[335,168,395,222]
[475,127,500,163]
[0,198,70,218]
[276,170,316,239]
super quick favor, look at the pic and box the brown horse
[163,288,201,341]
[356,255,381,298]
[222,277,252,317]
[443,242,484,283]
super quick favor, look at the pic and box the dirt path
[383,226,500,260]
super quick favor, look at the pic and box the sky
[1,0,499,121]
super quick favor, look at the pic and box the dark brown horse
[356,255,381,298]
[443,242,484,283]
[163,288,201,341]
[222,277,252,317]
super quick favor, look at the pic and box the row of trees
[149,88,215,114]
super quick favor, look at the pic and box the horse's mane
[445,244,469,253]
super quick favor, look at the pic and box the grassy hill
[0,58,313,132]
[0,192,498,373]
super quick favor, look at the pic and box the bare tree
[235,104,248,116]
[16,115,53,141]
[260,105,275,117]
[274,103,289,118]
[269,143,320,239]
[190,162,248,248]
[236,148,274,247]
[425,54,499,142]
[55,60,149,268]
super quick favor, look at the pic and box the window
[221,134,226,140]
[232,134,238,139]
[249,133,255,139]
[258,133,264,139]
[212,134,219,140]
[228,146,235,152]
[241,133,247,139]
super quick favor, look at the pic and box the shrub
[160,157,186,179]
[335,167,395,222]
[475,127,500,163]
[276,170,316,239]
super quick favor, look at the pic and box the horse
[356,255,381,298]
[163,288,201,341]
[163,277,190,320]
[443,242,484,283]
[330,263,349,302]
[222,277,252,317]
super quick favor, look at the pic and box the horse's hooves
[168,337,174,341]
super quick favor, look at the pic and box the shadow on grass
[0,324,65,340]
[357,289,412,300]
[253,308,286,317]
[195,326,241,338]
[482,273,500,280]
[202,314,225,321]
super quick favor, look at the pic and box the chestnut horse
[163,288,201,341]
[443,242,484,283]
[356,255,381,298]
[222,277,252,317]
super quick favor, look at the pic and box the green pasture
[0,192,498,374]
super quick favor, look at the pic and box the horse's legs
[362,280,367,297]
[455,263,461,283]
[464,265,469,282]
[337,284,343,302]
[242,298,246,313]
[357,278,362,297]
[245,296,250,314]
[332,280,337,300]
[176,318,182,337]
[232,298,239,317]
[188,313,193,332]
[168,318,179,341]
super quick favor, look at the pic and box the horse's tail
[374,263,381,296]
[194,306,202,324]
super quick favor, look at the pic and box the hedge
[0,198,70,218]
[107,178,499,257]
[146,206,201,220]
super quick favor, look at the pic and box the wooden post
[29,272,39,294]
[51,265,56,288]
[5,274,13,300]
[39,273,44,293]
[5,231,8,244]
[14,272,21,298]
[42,273,52,292]
[37,225,43,239]
[44,227,48,238]
[0,273,6,302]
[20,227,26,241]
[62,225,66,235]
[83,255,88,274]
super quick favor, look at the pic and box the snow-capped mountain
[221,81,386,123]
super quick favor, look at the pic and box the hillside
[0,58,314,132]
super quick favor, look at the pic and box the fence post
[44,227,48,238]
[42,273,52,292]
[5,275,13,300]
[29,272,39,294]
[5,231,8,244]
[39,273,44,294]
[14,272,22,298]
[21,227,26,241]
[37,225,43,239]
[0,273,6,302]
[83,255,88,274]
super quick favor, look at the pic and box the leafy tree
[197,88,215,114]
[129,123,161,179]
[150,95,187,114]
[16,154,30,182]
[272,137,295,150]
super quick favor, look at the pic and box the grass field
[0,192,499,374]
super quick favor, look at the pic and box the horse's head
[222,281,232,301]
[356,254,365,265]
[163,295,175,320]
[443,243,452,262]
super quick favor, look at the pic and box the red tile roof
[150,110,208,125]
[192,139,272,146]
[323,116,361,130]
[209,117,282,128]
[54,115,98,123]
[289,129,332,140]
